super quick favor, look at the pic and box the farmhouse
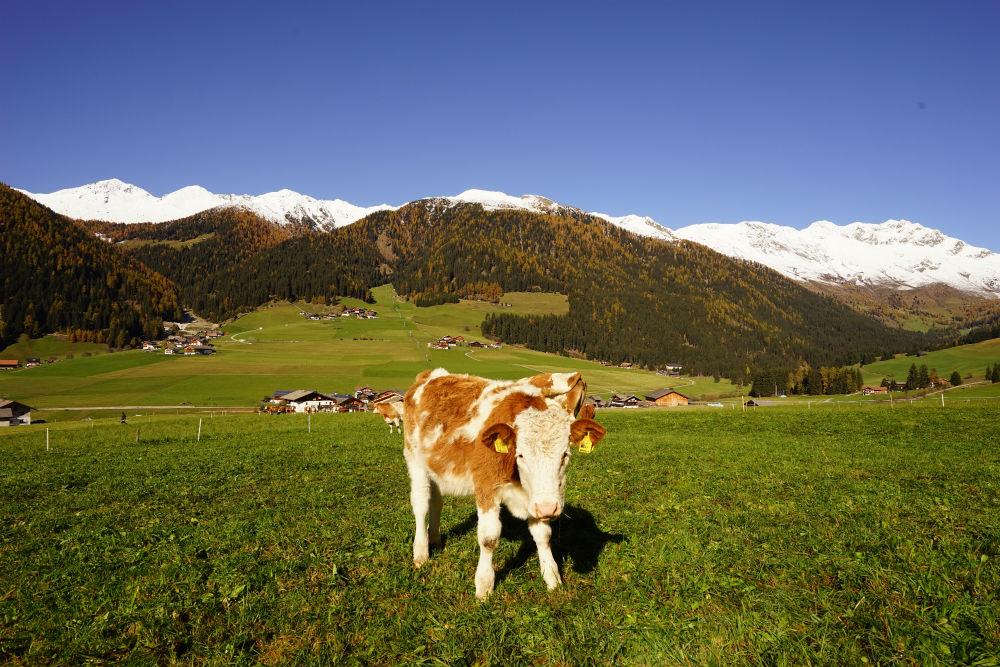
[584,395,606,408]
[862,386,888,396]
[142,341,158,351]
[745,399,759,408]
[276,389,337,413]
[335,395,366,412]
[645,388,690,407]
[25,357,41,368]
[0,399,32,426]
[609,394,641,408]
[0,360,20,370]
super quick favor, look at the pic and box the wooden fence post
[197,418,202,442]
[46,428,50,451]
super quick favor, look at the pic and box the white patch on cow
[547,372,579,395]
[512,401,573,519]
[432,470,476,496]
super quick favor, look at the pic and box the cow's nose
[532,501,561,521]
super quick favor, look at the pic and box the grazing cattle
[374,400,404,434]
[402,368,606,598]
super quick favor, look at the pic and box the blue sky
[4,1,999,247]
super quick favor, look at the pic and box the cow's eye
[516,453,525,461]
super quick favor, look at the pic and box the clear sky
[3,1,999,247]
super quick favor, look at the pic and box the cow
[373,399,404,434]
[402,368,606,598]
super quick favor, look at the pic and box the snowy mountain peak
[19,180,397,230]
[16,179,998,296]
[673,218,999,295]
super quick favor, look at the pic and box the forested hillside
[11,193,931,375]
[0,185,181,348]
[351,202,928,375]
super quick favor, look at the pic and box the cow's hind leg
[529,518,562,590]
[406,455,432,567]
[475,506,502,599]
[428,481,443,551]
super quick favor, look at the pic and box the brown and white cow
[402,368,606,598]
[373,400,404,434]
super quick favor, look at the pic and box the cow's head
[480,372,605,521]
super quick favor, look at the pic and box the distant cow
[403,368,606,598]
[373,400,404,434]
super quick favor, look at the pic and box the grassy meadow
[863,338,1000,385]
[1,404,997,664]
[0,286,739,416]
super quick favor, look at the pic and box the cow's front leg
[475,505,502,599]
[529,518,561,590]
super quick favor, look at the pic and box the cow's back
[404,369,491,450]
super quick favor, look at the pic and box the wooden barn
[645,388,691,407]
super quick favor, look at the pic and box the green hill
[0,286,737,415]
[0,185,181,348]
[95,200,928,376]
[862,337,1000,385]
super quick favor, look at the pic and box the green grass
[0,287,740,411]
[1,405,997,664]
[0,334,108,363]
[864,338,1000,385]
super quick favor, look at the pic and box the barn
[0,399,33,427]
[645,388,691,407]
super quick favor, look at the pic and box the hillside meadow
[0,287,738,416]
[863,338,1000,385]
[1,404,997,664]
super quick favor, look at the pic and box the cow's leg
[428,481,443,551]
[475,505,502,599]
[406,456,432,567]
[529,518,562,590]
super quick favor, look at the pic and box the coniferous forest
[0,186,181,349]
[2,186,934,378]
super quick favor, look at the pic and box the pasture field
[863,338,1000,385]
[2,405,997,664]
[0,334,108,363]
[0,287,739,414]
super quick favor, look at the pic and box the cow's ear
[480,423,517,455]
[578,403,596,420]
[570,418,606,453]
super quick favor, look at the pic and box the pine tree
[918,364,930,389]
[949,370,962,386]
[906,363,919,390]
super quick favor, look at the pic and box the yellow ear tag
[578,432,594,454]
[493,437,509,454]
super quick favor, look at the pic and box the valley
[0,286,740,419]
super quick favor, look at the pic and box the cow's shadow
[442,504,625,583]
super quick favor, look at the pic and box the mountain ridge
[18,179,1000,297]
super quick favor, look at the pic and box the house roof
[0,408,12,419]
[0,360,19,366]
[646,388,690,400]
[281,389,334,402]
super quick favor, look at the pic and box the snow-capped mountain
[17,180,999,296]
[672,219,1000,296]
[18,179,395,230]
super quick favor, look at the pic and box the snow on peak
[591,212,675,241]
[446,189,561,213]
[674,218,999,296]
[19,181,397,230]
